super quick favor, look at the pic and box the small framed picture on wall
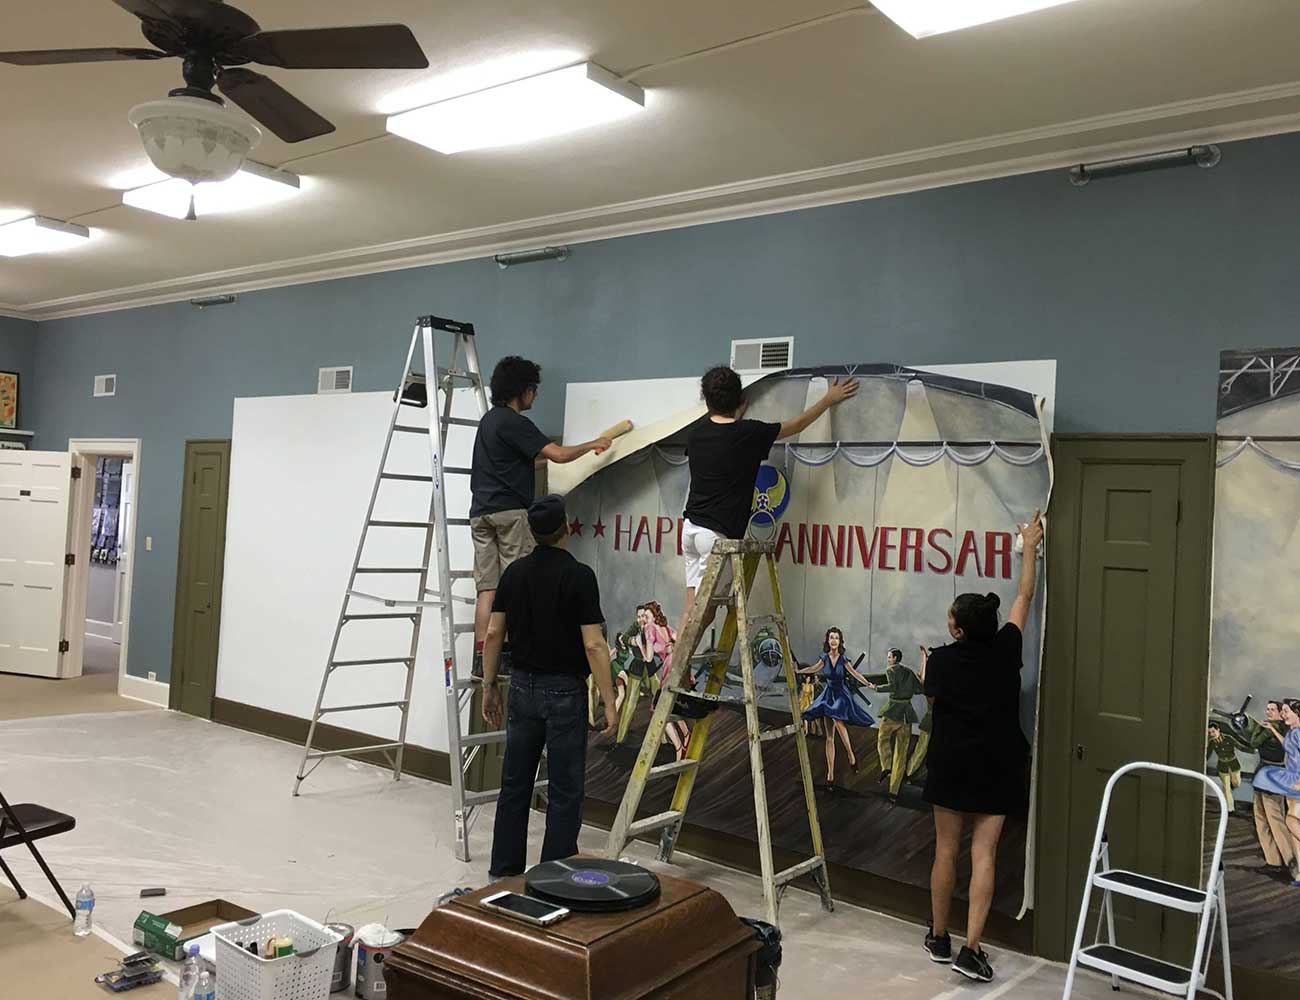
[0,370,17,430]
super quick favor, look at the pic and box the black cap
[528,494,568,536]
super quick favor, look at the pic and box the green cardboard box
[133,899,258,960]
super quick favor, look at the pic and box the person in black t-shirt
[470,356,615,674]
[481,494,619,878]
[921,510,1043,983]
[674,366,858,643]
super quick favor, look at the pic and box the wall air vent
[318,366,353,394]
[93,374,117,397]
[730,337,794,375]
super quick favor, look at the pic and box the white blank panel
[0,450,71,678]
[216,392,481,753]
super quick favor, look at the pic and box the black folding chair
[0,788,77,918]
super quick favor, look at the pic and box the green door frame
[168,440,232,718]
[1033,435,1215,961]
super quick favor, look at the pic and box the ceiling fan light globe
[128,96,262,185]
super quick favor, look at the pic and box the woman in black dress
[921,510,1043,983]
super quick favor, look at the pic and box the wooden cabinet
[386,864,759,999]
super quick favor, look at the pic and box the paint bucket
[326,922,354,993]
[354,925,406,999]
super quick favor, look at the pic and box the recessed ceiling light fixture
[0,216,91,257]
[122,161,302,220]
[386,61,644,154]
[871,0,1083,38]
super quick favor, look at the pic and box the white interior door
[0,450,72,678]
[113,461,133,644]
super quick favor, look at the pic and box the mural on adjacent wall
[565,364,1051,916]
[1207,348,1300,975]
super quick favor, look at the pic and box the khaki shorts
[471,509,536,591]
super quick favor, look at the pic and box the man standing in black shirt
[470,357,613,673]
[481,494,619,877]
[677,366,858,635]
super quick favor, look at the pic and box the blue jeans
[489,671,589,878]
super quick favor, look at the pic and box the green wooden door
[170,441,231,719]
[1036,438,1213,964]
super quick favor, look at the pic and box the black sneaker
[952,945,994,982]
[924,929,951,963]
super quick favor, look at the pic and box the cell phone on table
[480,890,570,927]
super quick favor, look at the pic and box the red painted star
[569,518,584,537]
[593,519,606,538]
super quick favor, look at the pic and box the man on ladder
[469,356,614,676]
[606,364,858,926]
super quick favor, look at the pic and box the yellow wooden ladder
[604,538,833,925]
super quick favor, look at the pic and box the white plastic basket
[212,910,341,1000]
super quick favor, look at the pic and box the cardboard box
[133,900,258,961]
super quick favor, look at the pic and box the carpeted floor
[80,634,120,676]
[1,890,171,1000]
[0,670,155,722]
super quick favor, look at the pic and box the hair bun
[983,593,1001,611]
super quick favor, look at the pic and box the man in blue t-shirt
[470,357,613,671]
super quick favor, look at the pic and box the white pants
[682,519,732,591]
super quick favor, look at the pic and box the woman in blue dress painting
[1251,698,1300,887]
[798,627,876,790]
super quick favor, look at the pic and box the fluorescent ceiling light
[872,0,1083,38]
[122,161,302,220]
[0,216,90,257]
[386,61,644,154]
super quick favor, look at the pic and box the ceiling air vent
[93,374,117,397]
[730,337,794,375]
[318,366,353,394]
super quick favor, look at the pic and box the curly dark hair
[950,592,1000,642]
[700,366,744,416]
[490,356,542,406]
[822,626,848,657]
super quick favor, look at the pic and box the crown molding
[15,79,1300,323]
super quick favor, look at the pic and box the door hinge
[71,465,82,480]
[58,640,70,653]
[65,553,75,566]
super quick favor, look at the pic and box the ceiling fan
[0,0,428,191]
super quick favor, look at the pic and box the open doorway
[61,438,161,706]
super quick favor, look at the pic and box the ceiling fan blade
[231,25,428,70]
[111,0,171,21]
[0,47,166,65]
[218,67,334,143]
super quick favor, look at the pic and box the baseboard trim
[85,619,115,640]
[118,673,169,707]
[210,698,451,784]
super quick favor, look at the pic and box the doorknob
[1074,744,1086,760]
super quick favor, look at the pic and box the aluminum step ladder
[604,538,834,926]
[294,315,496,861]
[1062,762,1233,1000]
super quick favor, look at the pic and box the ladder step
[442,416,479,428]
[668,686,747,705]
[1077,945,1191,993]
[461,729,507,747]
[441,368,479,383]
[342,612,419,622]
[330,657,414,668]
[452,623,476,635]
[348,590,441,608]
[305,742,402,760]
[648,758,699,780]
[368,520,435,529]
[758,723,801,742]
[444,466,472,476]
[1092,870,1206,912]
[448,569,475,579]
[627,810,684,839]
[774,856,826,886]
[747,614,786,631]
[425,589,475,606]
[463,778,548,808]
[379,472,433,483]
[454,676,483,690]
[394,424,430,434]
[446,517,472,527]
[355,567,426,574]
[689,650,725,664]
[318,700,409,714]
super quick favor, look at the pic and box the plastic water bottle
[177,943,201,1000]
[193,970,215,1000]
[73,884,94,936]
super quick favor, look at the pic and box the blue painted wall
[25,131,1300,680]
[0,316,36,430]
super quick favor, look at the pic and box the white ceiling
[6,0,1300,319]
